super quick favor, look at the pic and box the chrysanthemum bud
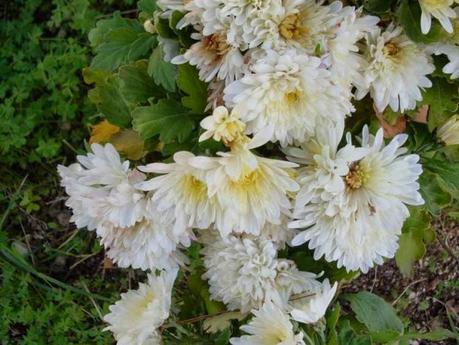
[199,106,246,146]
[143,19,155,33]
[437,115,459,146]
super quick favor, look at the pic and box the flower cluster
[58,0,459,343]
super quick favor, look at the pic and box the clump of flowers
[59,0,459,343]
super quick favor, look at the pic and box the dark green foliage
[0,0,135,343]
[0,0,93,167]
[132,99,198,143]
[0,263,113,345]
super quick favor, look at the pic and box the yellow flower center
[183,175,207,201]
[345,163,369,190]
[218,118,246,146]
[284,90,302,104]
[203,34,231,57]
[449,17,459,44]
[279,13,308,41]
[383,42,400,57]
[233,170,260,187]
[420,0,454,10]
[262,329,290,344]
[127,289,156,321]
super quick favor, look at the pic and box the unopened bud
[437,115,459,146]
[143,19,156,34]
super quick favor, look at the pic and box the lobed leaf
[148,46,177,92]
[132,99,196,143]
[342,291,404,335]
[177,64,208,113]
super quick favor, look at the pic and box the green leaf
[90,19,156,71]
[215,329,232,345]
[88,13,140,48]
[188,270,225,315]
[395,230,426,277]
[148,46,177,92]
[420,171,452,215]
[169,11,184,33]
[402,328,457,342]
[448,210,459,221]
[402,206,432,234]
[197,137,226,155]
[118,60,163,103]
[337,320,372,345]
[292,250,359,283]
[343,292,404,334]
[395,206,435,276]
[422,78,459,131]
[155,15,176,39]
[363,0,393,13]
[132,99,196,143]
[397,0,447,43]
[424,158,459,197]
[326,305,341,345]
[406,122,432,152]
[370,329,402,343]
[82,67,110,84]
[138,0,157,15]
[87,75,132,128]
[177,63,208,113]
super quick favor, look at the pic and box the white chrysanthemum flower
[202,233,319,313]
[58,144,147,229]
[289,126,424,273]
[220,0,283,49]
[275,259,322,299]
[192,0,227,36]
[361,26,434,112]
[325,7,379,94]
[290,279,337,324]
[194,141,299,236]
[58,144,190,271]
[104,269,177,345]
[172,32,245,84]
[76,143,131,187]
[419,0,458,34]
[429,43,459,78]
[199,106,246,144]
[137,151,219,234]
[202,235,279,313]
[58,163,103,230]
[267,0,342,51]
[97,217,188,271]
[437,114,459,145]
[96,170,147,229]
[285,119,368,209]
[230,300,305,345]
[225,49,352,146]
[259,216,298,250]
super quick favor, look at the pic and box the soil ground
[345,216,458,344]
